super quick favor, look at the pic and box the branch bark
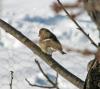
[0,19,84,89]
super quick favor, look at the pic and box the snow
[0,0,99,89]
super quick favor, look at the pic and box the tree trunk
[84,59,100,89]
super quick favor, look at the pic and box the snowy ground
[0,0,99,89]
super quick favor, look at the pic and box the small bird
[39,28,66,55]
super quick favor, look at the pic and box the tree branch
[0,19,84,89]
[57,0,98,48]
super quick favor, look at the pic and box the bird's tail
[60,51,66,54]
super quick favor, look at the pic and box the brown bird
[39,28,66,55]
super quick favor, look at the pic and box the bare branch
[57,0,98,48]
[26,60,59,89]
[35,59,59,89]
[0,19,84,89]
[35,60,55,85]
[9,71,14,89]
[25,78,55,88]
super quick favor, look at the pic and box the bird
[39,28,66,55]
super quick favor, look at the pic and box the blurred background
[0,0,99,89]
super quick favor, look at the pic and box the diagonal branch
[0,19,84,89]
[57,0,98,48]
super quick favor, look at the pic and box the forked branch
[26,59,59,89]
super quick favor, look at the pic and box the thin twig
[57,0,98,48]
[25,60,59,89]
[35,60,60,89]
[35,60,57,86]
[10,71,14,89]
[25,78,55,88]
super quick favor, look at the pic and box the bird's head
[39,28,53,39]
